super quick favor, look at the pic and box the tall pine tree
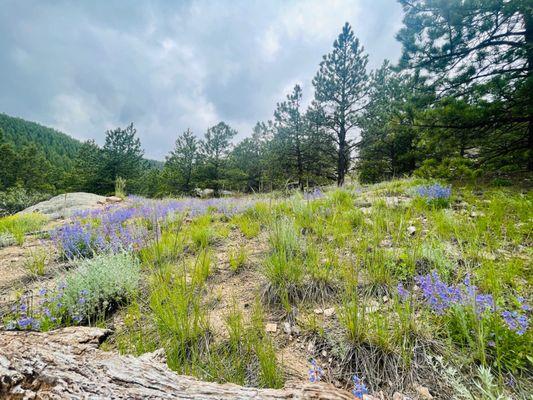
[163,129,198,194]
[313,22,369,185]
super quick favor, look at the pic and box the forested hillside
[0,113,81,172]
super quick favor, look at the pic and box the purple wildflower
[397,282,409,301]
[501,310,529,335]
[352,375,369,399]
[308,359,324,383]
[415,184,451,200]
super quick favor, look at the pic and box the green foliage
[63,252,140,323]
[0,212,48,245]
[163,129,198,194]
[24,248,47,276]
[199,122,237,195]
[415,157,477,182]
[115,176,127,199]
[397,0,532,172]
[0,186,51,216]
[229,245,248,272]
[0,113,80,190]
[313,22,369,186]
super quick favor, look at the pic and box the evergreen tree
[228,127,266,192]
[357,61,419,183]
[199,122,237,194]
[0,128,17,190]
[397,0,532,171]
[71,140,104,193]
[304,101,337,185]
[272,85,306,190]
[101,123,145,193]
[14,144,53,192]
[163,129,198,194]
[313,22,369,185]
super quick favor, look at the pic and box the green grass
[24,248,47,276]
[0,212,48,245]
[44,178,532,396]
[229,245,248,272]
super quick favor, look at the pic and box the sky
[0,0,404,160]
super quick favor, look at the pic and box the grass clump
[205,300,284,388]
[263,217,304,309]
[24,248,48,276]
[149,264,210,374]
[0,212,48,245]
[229,245,248,272]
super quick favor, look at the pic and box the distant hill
[0,113,163,171]
[0,113,82,172]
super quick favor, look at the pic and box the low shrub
[4,252,140,330]
[0,187,51,216]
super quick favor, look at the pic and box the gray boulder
[18,192,107,220]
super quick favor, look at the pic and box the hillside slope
[0,113,81,172]
[0,113,163,171]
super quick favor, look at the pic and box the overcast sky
[0,0,404,160]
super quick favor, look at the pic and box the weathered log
[0,327,353,399]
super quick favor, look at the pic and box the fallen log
[0,327,354,399]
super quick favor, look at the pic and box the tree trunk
[525,10,533,171]
[0,327,355,399]
[337,125,347,187]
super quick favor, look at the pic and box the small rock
[307,341,315,352]
[407,226,416,236]
[393,393,411,400]
[382,296,389,303]
[323,308,335,317]
[265,323,277,333]
[415,385,433,399]
[380,239,393,247]
[282,322,291,335]
[105,196,123,203]
[313,308,323,315]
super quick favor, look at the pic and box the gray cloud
[0,0,403,159]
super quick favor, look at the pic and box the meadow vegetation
[2,178,531,398]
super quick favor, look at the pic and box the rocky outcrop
[18,193,122,220]
[0,327,353,399]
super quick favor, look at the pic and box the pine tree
[163,129,198,194]
[228,121,269,192]
[199,122,237,195]
[71,140,104,193]
[357,61,419,182]
[273,84,306,190]
[0,128,17,190]
[313,22,369,185]
[101,123,145,193]
[397,0,533,170]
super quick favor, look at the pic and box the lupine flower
[517,297,531,312]
[415,271,529,335]
[501,310,529,335]
[415,184,451,200]
[352,375,369,399]
[308,359,324,383]
[397,282,409,301]
[304,188,324,201]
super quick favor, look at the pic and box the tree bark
[525,10,533,171]
[0,327,354,400]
